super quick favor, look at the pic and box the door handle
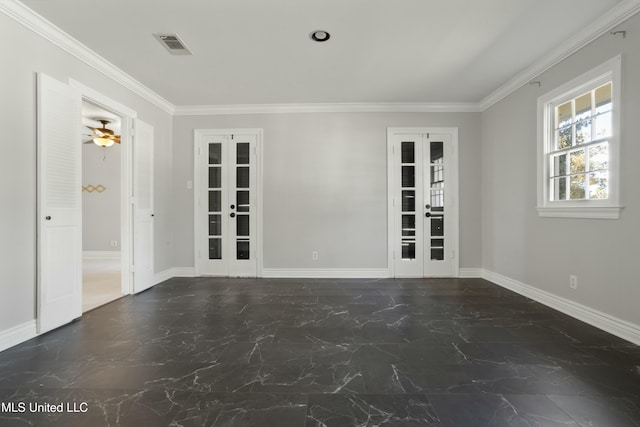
[45,216,52,220]
[425,212,431,217]
[230,213,236,218]
[230,204,235,209]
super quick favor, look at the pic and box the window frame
[537,55,622,219]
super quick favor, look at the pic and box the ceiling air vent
[154,34,192,55]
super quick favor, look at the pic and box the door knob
[45,216,51,220]
[425,212,431,217]
[230,204,235,209]
[230,213,236,218]
[425,204,431,209]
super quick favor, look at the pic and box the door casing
[70,79,137,297]
[387,127,460,278]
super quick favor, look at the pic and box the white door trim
[69,79,137,296]
[193,128,264,277]
[387,127,460,278]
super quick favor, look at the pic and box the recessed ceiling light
[310,30,331,42]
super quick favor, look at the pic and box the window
[537,56,622,219]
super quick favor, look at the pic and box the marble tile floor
[0,277,639,426]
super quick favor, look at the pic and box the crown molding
[173,102,482,115]
[0,0,176,115]
[479,0,640,111]
[3,0,640,116]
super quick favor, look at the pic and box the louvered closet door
[37,73,83,333]
[197,132,257,277]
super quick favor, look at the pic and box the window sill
[537,205,623,219]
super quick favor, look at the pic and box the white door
[389,129,458,277]
[37,73,83,333]
[195,130,259,277]
[132,120,154,293]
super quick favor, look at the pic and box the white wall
[172,112,483,271]
[0,13,173,332]
[481,13,640,326]
[82,144,121,252]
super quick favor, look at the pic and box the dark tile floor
[1,277,639,426]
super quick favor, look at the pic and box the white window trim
[537,55,623,219]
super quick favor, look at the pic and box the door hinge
[231,134,234,140]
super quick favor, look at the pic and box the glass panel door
[392,131,455,277]
[198,132,258,277]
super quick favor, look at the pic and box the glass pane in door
[429,141,445,260]
[208,143,223,261]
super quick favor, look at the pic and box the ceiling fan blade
[113,135,121,144]
[86,126,106,137]
[83,140,93,144]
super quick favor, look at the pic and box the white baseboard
[83,251,121,260]
[483,269,640,346]
[173,267,196,277]
[153,268,174,285]
[0,320,37,353]
[261,268,389,278]
[458,268,483,278]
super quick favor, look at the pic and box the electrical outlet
[312,251,318,260]
[569,275,578,289]
[110,240,118,247]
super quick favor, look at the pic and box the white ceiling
[21,0,625,106]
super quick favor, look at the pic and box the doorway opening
[81,101,123,311]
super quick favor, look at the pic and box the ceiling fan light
[93,137,114,147]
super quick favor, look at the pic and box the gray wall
[481,13,640,326]
[172,112,483,270]
[82,144,121,252]
[0,13,173,331]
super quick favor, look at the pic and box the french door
[195,130,261,277]
[388,129,458,277]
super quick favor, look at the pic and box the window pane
[237,240,250,260]
[209,238,222,260]
[402,241,415,259]
[588,143,608,172]
[595,111,612,139]
[431,189,444,211]
[209,167,221,188]
[551,177,567,201]
[237,142,250,165]
[209,214,221,236]
[557,101,572,128]
[570,174,586,200]
[402,215,415,237]
[552,153,567,177]
[430,141,443,163]
[401,166,415,187]
[557,126,572,149]
[575,119,592,145]
[209,143,221,164]
[237,190,250,212]
[589,171,608,199]
[237,166,249,188]
[430,166,444,188]
[575,92,592,122]
[595,83,612,113]
[431,215,444,237]
[431,238,444,248]
[401,190,415,212]
[570,150,585,174]
[431,248,444,261]
[208,190,221,212]
[401,142,415,163]
[236,214,249,236]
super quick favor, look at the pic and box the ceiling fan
[83,119,121,147]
